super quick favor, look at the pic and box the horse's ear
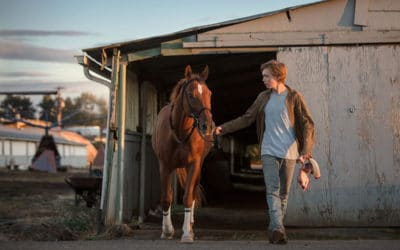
[185,65,192,79]
[200,65,209,81]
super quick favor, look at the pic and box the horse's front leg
[181,162,201,243]
[160,165,174,239]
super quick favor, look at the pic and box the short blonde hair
[260,60,287,83]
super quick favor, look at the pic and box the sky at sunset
[0,0,319,105]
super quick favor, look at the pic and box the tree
[7,92,108,129]
[62,92,107,128]
[62,97,78,120]
[0,94,36,119]
[38,95,57,122]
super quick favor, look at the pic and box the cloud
[0,81,63,93]
[0,40,78,63]
[0,72,50,78]
[0,80,109,99]
[0,29,96,37]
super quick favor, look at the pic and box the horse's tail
[175,168,205,207]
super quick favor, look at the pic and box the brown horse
[152,65,214,242]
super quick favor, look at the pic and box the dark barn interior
[132,52,275,144]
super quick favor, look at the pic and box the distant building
[0,124,97,170]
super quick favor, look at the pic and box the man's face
[262,68,278,90]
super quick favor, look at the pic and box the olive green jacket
[220,85,315,157]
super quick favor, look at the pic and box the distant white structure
[0,124,89,170]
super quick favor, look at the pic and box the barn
[76,0,400,227]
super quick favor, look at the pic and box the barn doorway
[131,52,276,212]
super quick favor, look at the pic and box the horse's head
[172,65,213,137]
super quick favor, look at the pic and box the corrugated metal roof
[83,1,326,61]
[0,125,84,146]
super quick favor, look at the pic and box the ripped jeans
[261,154,296,232]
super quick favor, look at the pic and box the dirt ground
[0,167,270,241]
[0,169,97,241]
[1,169,399,242]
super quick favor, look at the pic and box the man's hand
[297,155,308,164]
[215,126,222,135]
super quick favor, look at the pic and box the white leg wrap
[161,206,174,239]
[181,208,194,242]
[182,208,192,236]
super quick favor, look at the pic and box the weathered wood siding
[125,71,139,132]
[125,76,157,134]
[199,0,400,36]
[200,0,351,34]
[123,132,160,219]
[279,45,400,226]
[188,0,400,48]
[145,82,158,135]
[123,77,159,220]
[366,0,400,30]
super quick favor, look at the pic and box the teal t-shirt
[261,90,298,160]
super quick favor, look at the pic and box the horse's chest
[163,145,195,167]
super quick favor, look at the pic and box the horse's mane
[169,74,202,103]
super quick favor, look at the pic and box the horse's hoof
[160,231,174,240]
[180,233,194,243]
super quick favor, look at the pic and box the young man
[215,60,315,244]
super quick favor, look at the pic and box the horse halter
[169,77,214,144]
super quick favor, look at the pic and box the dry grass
[0,169,97,241]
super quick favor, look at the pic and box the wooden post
[116,61,127,223]
[98,78,113,230]
[138,81,147,224]
[104,48,120,225]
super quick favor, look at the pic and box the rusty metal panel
[278,45,400,226]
